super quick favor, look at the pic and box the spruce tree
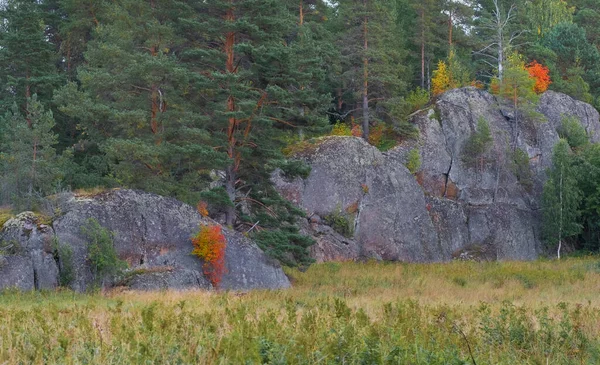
[0,96,64,206]
[0,0,62,112]
[55,0,226,202]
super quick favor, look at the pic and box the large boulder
[273,137,441,262]
[274,88,600,262]
[0,190,290,291]
[0,212,58,291]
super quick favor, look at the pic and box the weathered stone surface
[1,190,290,292]
[538,91,600,143]
[274,137,440,262]
[0,212,58,291]
[275,88,600,262]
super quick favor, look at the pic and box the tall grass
[1,258,600,364]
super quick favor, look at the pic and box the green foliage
[0,96,67,208]
[330,122,352,136]
[0,239,21,256]
[253,228,315,268]
[559,115,589,149]
[405,88,430,113]
[0,0,62,112]
[3,0,600,266]
[0,260,600,363]
[523,0,574,39]
[543,23,600,95]
[543,140,583,257]
[510,148,534,191]
[462,117,493,167]
[323,207,355,238]
[199,187,235,210]
[80,218,127,287]
[52,237,75,288]
[406,148,422,174]
[275,160,312,180]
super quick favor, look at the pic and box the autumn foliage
[196,201,209,217]
[432,60,451,96]
[527,60,552,93]
[191,224,227,288]
[351,122,363,137]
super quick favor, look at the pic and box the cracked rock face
[274,88,600,262]
[0,190,290,292]
[273,137,440,262]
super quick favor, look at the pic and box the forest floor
[1,258,600,364]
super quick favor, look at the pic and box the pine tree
[55,0,226,202]
[335,0,409,139]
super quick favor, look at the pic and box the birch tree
[474,0,525,80]
[542,139,582,259]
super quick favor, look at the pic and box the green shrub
[81,218,127,287]
[559,115,588,149]
[510,148,533,191]
[330,122,352,136]
[406,87,430,113]
[0,240,22,255]
[324,207,354,238]
[52,237,75,288]
[462,117,493,167]
[406,148,421,174]
[253,228,315,268]
[275,159,312,179]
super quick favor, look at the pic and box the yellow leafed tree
[432,60,451,96]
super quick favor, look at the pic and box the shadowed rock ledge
[0,189,290,292]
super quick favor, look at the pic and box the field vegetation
[1,258,600,364]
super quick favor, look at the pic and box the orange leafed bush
[351,123,362,137]
[470,80,485,89]
[526,60,551,94]
[191,224,227,288]
[197,201,209,217]
[368,124,385,146]
[489,77,501,95]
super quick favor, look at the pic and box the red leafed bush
[526,60,552,94]
[191,224,227,288]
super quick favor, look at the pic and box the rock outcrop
[0,190,290,291]
[274,88,600,262]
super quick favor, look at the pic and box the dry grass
[1,258,600,364]
[0,206,14,228]
[73,187,113,198]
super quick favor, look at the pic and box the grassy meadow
[2,258,600,364]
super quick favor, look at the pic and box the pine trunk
[420,9,425,89]
[362,3,369,140]
[448,10,453,48]
[225,3,238,227]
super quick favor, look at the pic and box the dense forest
[2,0,600,262]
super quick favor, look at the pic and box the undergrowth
[1,259,600,363]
